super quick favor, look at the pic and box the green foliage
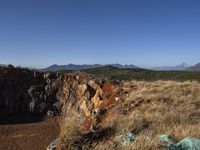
[8,64,14,69]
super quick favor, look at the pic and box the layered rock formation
[0,67,61,116]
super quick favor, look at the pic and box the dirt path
[0,117,60,150]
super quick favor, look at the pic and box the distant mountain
[42,64,138,72]
[151,63,191,71]
[0,64,7,67]
[187,63,200,71]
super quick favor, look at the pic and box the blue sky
[0,0,200,68]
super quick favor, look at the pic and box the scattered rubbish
[159,134,200,150]
[47,138,60,150]
[90,125,97,133]
[47,110,54,117]
[159,134,175,148]
[176,137,200,150]
[133,98,144,107]
[117,132,135,145]
[115,97,120,101]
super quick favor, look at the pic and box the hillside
[83,66,200,82]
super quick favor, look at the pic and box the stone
[91,88,103,108]
[39,102,47,113]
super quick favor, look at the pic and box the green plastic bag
[175,137,200,150]
[159,134,200,150]
[118,132,135,145]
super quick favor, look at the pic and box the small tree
[8,64,14,69]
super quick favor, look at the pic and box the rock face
[0,68,59,115]
[0,67,96,117]
[0,66,123,124]
[0,67,41,115]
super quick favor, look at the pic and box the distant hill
[0,64,7,67]
[151,63,190,71]
[187,63,200,71]
[42,64,138,72]
[83,66,200,81]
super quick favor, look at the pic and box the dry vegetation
[59,111,82,150]
[60,80,200,150]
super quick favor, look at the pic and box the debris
[175,137,200,150]
[159,134,175,148]
[90,125,97,133]
[159,134,200,150]
[117,132,135,145]
[47,110,54,117]
[47,138,60,150]
[115,97,120,101]
[133,98,144,107]
[53,101,62,113]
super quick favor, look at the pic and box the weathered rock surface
[0,67,89,116]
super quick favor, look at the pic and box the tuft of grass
[59,111,82,150]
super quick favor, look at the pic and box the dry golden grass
[59,111,83,150]
[60,80,200,150]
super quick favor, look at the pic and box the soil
[0,116,60,150]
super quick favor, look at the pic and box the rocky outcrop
[0,67,124,126]
[0,67,94,117]
[0,67,44,115]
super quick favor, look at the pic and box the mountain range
[42,64,139,72]
[43,63,195,72]
[0,64,7,67]
[151,63,191,71]
[1,63,200,71]
[187,63,200,71]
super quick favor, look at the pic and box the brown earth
[0,116,60,150]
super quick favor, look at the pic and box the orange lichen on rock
[80,118,93,134]
[99,93,117,109]
[102,81,113,98]
[71,79,127,137]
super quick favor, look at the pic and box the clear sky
[0,0,200,68]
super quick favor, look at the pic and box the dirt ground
[0,116,60,150]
